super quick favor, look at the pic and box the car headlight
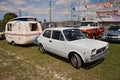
[91,49,96,55]
[118,35,120,39]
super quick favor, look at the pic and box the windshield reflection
[63,29,85,41]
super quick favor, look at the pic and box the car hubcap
[40,45,44,53]
[71,55,77,67]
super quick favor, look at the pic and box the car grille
[107,34,118,37]
[96,47,106,54]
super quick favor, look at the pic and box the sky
[0,0,115,22]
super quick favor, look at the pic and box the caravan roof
[10,16,37,22]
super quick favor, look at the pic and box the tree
[2,13,17,28]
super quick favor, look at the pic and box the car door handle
[49,40,52,42]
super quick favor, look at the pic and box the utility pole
[71,2,73,21]
[49,0,52,22]
[84,0,87,20]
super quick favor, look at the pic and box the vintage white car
[38,27,109,69]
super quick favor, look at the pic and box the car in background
[0,29,5,39]
[65,21,104,39]
[38,27,109,69]
[42,22,57,30]
[66,25,80,28]
[80,21,104,39]
[101,26,120,42]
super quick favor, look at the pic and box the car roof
[45,27,79,31]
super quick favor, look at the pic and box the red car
[79,21,104,39]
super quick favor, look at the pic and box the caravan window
[7,24,12,31]
[29,23,38,31]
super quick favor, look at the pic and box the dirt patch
[3,76,16,80]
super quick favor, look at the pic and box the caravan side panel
[5,20,42,45]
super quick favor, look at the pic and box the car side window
[43,30,51,38]
[52,31,64,41]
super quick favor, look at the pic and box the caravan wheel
[11,41,16,46]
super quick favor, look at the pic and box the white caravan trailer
[5,16,42,45]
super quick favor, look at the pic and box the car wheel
[1,35,4,39]
[70,53,82,69]
[11,41,16,46]
[39,44,45,53]
[92,35,96,39]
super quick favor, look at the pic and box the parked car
[66,25,80,28]
[101,26,120,42]
[0,29,5,39]
[79,20,104,39]
[42,22,57,30]
[38,27,109,69]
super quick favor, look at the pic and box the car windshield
[63,29,85,41]
[81,22,96,27]
[108,26,120,31]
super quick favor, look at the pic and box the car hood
[79,26,97,30]
[69,39,108,50]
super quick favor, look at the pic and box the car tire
[70,53,82,69]
[11,41,16,46]
[39,44,46,53]
[92,35,96,39]
[1,35,4,39]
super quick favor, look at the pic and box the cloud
[53,8,70,15]
[55,0,72,5]
[77,0,91,5]
[8,0,26,5]
[21,5,49,15]
[34,0,42,2]
[0,1,17,12]
[0,0,101,21]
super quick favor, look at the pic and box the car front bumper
[85,49,108,63]
[102,36,120,42]
[0,34,5,39]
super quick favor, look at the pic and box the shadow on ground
[45,52,70,63]
[8,43,37,48]
[82,58,104,70]
[44,52,105,70]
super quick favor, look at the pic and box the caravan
[5,16,42,45]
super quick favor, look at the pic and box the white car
[38,27,109,69]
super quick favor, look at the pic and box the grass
[0,40,120,80]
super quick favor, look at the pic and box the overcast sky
[0,0,114,22]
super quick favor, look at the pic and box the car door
[48,30,67,58]
[41,30,52,51]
